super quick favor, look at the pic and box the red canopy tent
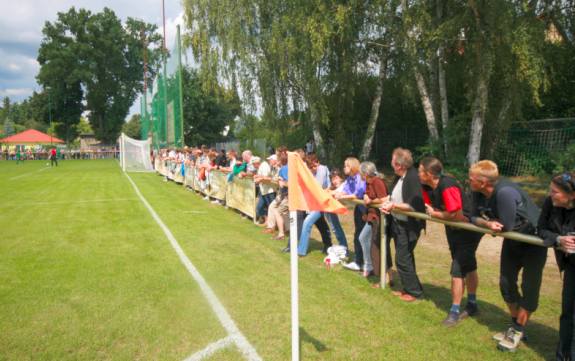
[0,129,64,144]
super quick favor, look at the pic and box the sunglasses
[561,173,575,191]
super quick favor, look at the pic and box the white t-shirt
[257,161,275,195]
[390,176,407,221]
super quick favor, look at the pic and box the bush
[553,142,575,173]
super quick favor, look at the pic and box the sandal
[272,235,285,240]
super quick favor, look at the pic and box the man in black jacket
[381,148,425,302]
[469,160,546,352]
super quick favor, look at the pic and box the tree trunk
[438,44,449,155]
[467,68,489,165]
[402,0,439,144]
[360,51,388,160]
[414,69,440,143]
[467,0,491,166]
[310,104,325,159]
[436,0,449,156]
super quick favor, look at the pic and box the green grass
[0,159,562,360]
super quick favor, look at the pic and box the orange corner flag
[287,152,348,215]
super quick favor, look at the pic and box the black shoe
[460,302,478,318]
[322,245,331,255]
[282,247,290,253]
[442,311,461,327]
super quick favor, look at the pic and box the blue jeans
[325,213,348,248]
[256,192,276,219]
[297,211,323,256]
[359,223,373,272]
[354,205,367,266]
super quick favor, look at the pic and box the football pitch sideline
[0,160,562,360]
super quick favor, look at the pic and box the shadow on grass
[299,327,328,352]
[423,282,557,360]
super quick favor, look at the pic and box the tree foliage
[36,7,162,144]
[122,114,141,140]
[182,0,575,168]
[181,67,241,146]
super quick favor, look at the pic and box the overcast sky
[0,0,186,116]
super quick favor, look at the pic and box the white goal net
[118,133,153,172]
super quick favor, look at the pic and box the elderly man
[381,147,425,302]
[469,160,545,352]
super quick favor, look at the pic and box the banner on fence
[225,177,256,218]
[208,170,228,200]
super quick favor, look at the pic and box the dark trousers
[353,205,367,266]
[557,260,575,361]
[391,218,423,298]
[499,239,547,312]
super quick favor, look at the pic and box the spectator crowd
[156,144,575,358]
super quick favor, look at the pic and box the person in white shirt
[254,154,278,225]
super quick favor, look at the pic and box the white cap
[266,154,277,161]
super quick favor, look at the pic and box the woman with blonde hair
[337,157,367,271]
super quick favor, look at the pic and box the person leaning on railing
[253,154,278,226]
[263,149,289,241]
[380,147,425,303]
[418,156,483,327]
[468,160,546,353]
[295,153,333,256]
[357,161,388,282]
[537,171,575,361]
[337,157,367,272]
[325,169,349,251]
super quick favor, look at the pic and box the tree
[181,67,241,146]
[75,117,94,135]
[3,118,15,136]
[122,114,141,139]
[37,7,162,144]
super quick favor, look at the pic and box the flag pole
[289,210,299,361]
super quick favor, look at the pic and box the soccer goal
[118,133,153,172]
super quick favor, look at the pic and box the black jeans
[557,259,575,361]
[499,239,547,312]
[391,218,423,298]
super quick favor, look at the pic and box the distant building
[79,133,99,151]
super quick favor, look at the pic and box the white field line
[184,336,234,361]
[123,172,262,361]
[9,166,50,180]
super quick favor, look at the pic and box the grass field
[0,159,563,360]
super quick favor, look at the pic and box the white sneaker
[211,200,221,205]
[342,262,361,271]
[497,328,523,352]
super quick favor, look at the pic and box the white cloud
[0,0,184,105]
[0,88,34,97]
